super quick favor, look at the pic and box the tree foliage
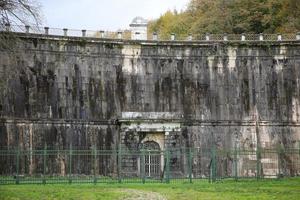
[0,0,41,50]
[148,0,300,39]
[148,10,191,40]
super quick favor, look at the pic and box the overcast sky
[41,0,190,31]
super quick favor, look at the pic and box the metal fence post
[234,142,238,181]
[141,149,145,184]
[43,144,47,184]
[16,147,20,185]
[118,145,122,183]
[298,141,300,156]
[165,149,170,183]
[277,146,282,179]
[93,145,97,184]
[209,149,211,183]
[188,148,193,183]
[68,144,72,184]
[256,146,261,180]
[210,145,216,183]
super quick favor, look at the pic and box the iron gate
[143,141,161,178]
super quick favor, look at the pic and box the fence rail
[0,146,299,185]
[1,24,300,41]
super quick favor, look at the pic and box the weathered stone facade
[0,33,300,178]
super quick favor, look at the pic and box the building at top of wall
[129,16,148,40]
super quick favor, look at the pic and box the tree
[275,0,300,32]
[0,0,41,93]
[0,0,41,50]
[188,0,234,35]
[0,0,41,27]
[148,10,191,40]
[148,0,300,36]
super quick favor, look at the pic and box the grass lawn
[0,178,299,200]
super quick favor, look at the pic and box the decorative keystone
[63,28,68,36]
[82,29,86,37]
[117,31,122,39]
[277,34,282,41]
[171,33,175,41]
[259,33,264,41]
[25,25,30,33]
[44,27,49,35]
[152,32,158,40]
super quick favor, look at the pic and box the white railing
[2,24,300,42]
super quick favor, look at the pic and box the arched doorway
[142,141,161,178]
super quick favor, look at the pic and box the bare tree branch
[0,0,41,27]
[0,0,41,52]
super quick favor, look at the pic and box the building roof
[130,17,148,27]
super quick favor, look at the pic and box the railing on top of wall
[1,24,300,41]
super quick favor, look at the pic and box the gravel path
[121,189,167,200]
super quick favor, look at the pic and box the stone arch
[142,141,161,151]
[140,132,165,151]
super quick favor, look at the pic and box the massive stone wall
[0,33,300,152]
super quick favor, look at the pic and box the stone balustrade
[2,24,300,41]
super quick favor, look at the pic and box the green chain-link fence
[0,145,299,185]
